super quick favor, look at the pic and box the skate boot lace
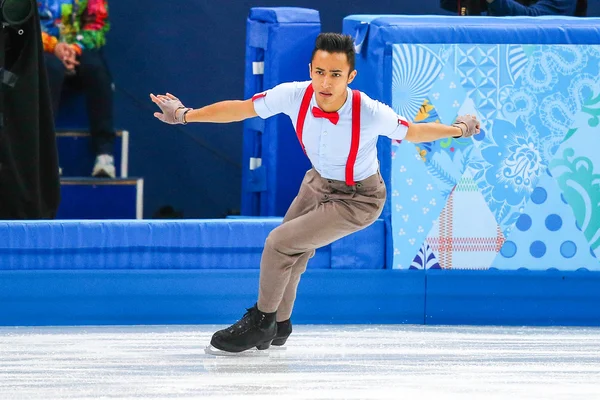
[227,307,265,335]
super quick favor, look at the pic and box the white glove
[150,93,190,124]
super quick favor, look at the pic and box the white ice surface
[1,325,599,399]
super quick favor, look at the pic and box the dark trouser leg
[43,53,66,120]
[77,50,115,156]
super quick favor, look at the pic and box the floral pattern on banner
[391,44,600,270]
[549,88,600,258]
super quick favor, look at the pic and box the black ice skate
[205,304,276,355]
[272,319,292,347]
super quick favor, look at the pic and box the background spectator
[441,0,587,16]
[39,0,117,178]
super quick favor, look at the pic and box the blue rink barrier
[1,220,599,326]
[425,269,600,326]
[0,269,424,326]
[0,219,383,270]
[0,219,413,326]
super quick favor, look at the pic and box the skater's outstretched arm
[150,93,257,124]
[404,114,480,143]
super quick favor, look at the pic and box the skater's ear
[347,69,357,85]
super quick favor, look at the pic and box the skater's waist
[312,168,383,190]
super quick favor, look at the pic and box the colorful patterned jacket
[39,0,110,55]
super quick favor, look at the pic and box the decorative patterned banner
[390,141,446,270]
[391,44,600,270]
[392,44,444,121]
[549,89,600,259]
[425,170,505,270]
[492,170,599,270]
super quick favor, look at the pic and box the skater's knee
[265,228,296,255]
[265,231,284,253]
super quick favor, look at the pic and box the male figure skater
[151,33,480,354]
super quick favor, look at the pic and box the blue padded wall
[1,219,599,326]
[0,219,384,270]
[242,8,319,216]
[0,220,412,326]
[341,15,600,324]
[0,269,423,326]
[425,269,600,325]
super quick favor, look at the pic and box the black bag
[0,0,60,219]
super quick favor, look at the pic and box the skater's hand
[150,93,190,124]
[452,114,480,138]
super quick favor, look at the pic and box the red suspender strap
[296,85,314,153]
[346,90,361,186]
[296,85,361,186]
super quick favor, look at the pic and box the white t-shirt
[253,81,409,181]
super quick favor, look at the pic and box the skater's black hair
[311,33,356,73]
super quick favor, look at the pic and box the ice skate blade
[204,345,269,357]
[268,346,288,358]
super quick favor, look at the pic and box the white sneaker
[92,154,116,178]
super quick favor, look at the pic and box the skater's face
[309,50,357,112]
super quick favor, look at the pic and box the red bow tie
[312,106,340,125]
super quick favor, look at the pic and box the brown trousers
[257,168,386,321]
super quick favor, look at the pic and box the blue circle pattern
[501,241,517,258]
[516,214,532,231]
[560,241,577,258]
[530,241,546,258]
[502,184,595,265]
[545,214,562,231]
[531,187,547,204]
[502,185,586,263]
